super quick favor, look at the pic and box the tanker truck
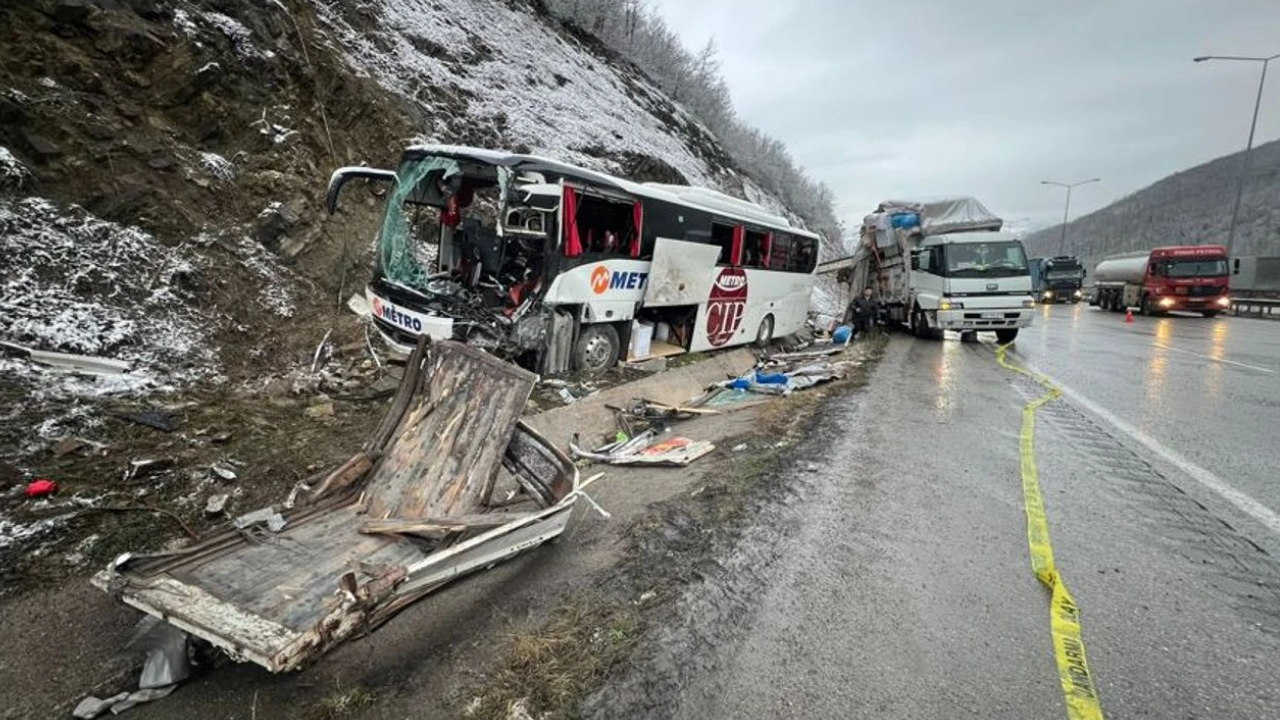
[855,197,1035,343]
[1091,245,1230,317]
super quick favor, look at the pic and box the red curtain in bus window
[563,187,583,258]
[731,225,745,266]
[630,201,643,258]
[762,232,773,268]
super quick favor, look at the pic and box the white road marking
[1152,342,1277,374]
[1033,369,1280,538]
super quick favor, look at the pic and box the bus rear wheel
[754,314,775,347]
[573,323,619,375]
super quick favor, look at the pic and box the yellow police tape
[996,344,1106,720]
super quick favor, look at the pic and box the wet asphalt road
[588,309,1280,719]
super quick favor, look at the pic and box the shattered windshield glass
[377,156,457,292]
[944,241,1029,278]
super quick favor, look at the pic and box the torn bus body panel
[330,145,821,376]
[93,339,580,673]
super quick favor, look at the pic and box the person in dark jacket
[845,286,879,339]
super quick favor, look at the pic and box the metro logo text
[372,296,423,333]
[590,265,649,295]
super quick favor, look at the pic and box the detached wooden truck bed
[93,340,580,672]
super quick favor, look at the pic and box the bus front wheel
[573,323,620,375]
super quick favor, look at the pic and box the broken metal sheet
[232,507,286,533]
[126,616,191,689]
[92,340,580,673]
[0,340,130,375]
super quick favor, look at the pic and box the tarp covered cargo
[867,196,1003,236]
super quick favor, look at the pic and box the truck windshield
[944,241,1029,278]
[1165,259,1228,278]
[1046,265,1082,279]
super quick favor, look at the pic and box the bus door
[643,237,720,306]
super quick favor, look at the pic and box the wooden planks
[362,342,537,521]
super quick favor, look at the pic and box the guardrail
[1231,297,1280,319]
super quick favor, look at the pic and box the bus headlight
[1159,297,1176,308]
[1217,296,1231,307]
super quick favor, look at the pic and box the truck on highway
[1090,245,1230,317]
[1029,255,1085,303]
[854,197,1035,343]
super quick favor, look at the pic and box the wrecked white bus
[326,146,820,374]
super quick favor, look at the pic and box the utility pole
[1194,53,1279,259]
[1041,178,1101,256]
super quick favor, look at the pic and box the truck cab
[908,232,1036,342]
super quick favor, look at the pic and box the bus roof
[403,144,819,239]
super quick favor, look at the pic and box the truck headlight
[1217,296,1231,307]
[1074,290,1083,299]
[1159,297,1176,308]
[1022,299,1035,308]
[939,300,963,310]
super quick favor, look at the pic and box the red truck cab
[1092,245,1230,317]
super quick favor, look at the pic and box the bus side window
[711,222,736,265]
[743,229,768,268]
[769,234,792,271]
[789,237,817,273]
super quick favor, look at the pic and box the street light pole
[1194,52,1280,259]
[1041,178,1101,256]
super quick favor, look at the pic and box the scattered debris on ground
[569,430,716,467]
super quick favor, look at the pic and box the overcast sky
[649,0,1280,234]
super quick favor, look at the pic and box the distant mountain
[1023,138,1280,271]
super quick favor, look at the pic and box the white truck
[855,197,1035,342]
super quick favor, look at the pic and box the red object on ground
[25,479,58,498]
[1125,309,1134,323]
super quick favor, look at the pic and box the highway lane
[587,331,1280,719]
[1015,303,1280,555]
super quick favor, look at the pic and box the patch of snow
[231,233,296,318]
[172,8,200,39]
[198,61,222,75]
[198,151,236,181]
[38,77,59,89]
[0,196,217,398]
[250,108,298,145]
[312,0,721,187]
[203,11,274,61]
[0,145,30,192]
[0,514,68,550]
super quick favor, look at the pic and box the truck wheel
[996,328,1019,344]
[754,314,775,347]
[572,323,619,375]
[915,309,941,341]
[1140,295,1151,316]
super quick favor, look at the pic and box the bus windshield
[944,241,1029,278]
[1165,258,1228,278]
